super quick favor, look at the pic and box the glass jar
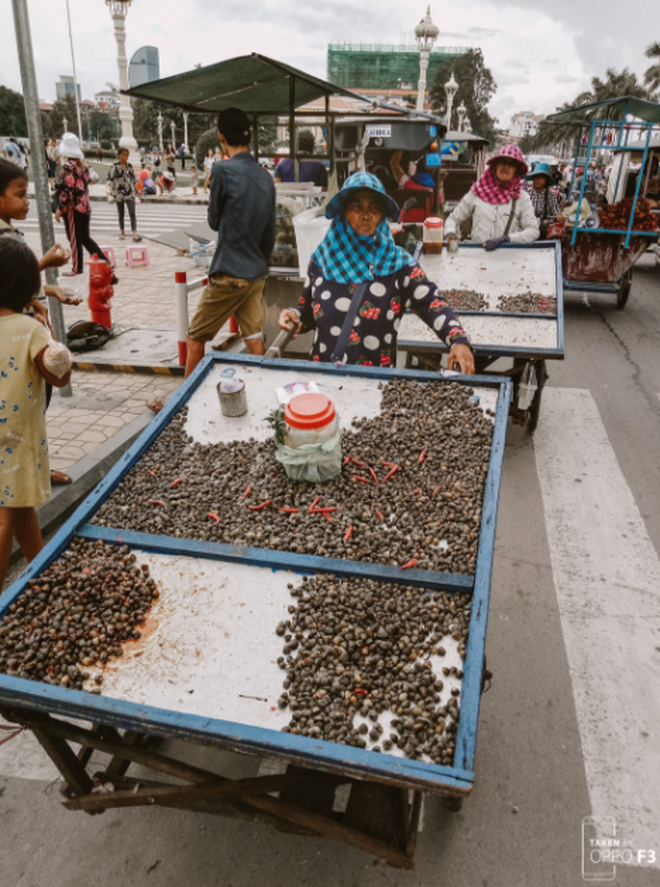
[423,216,444,254]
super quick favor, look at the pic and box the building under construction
[327,44,467,92]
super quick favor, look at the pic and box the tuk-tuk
[439,130,490,209]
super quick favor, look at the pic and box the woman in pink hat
[444,144,539,250]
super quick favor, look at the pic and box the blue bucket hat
[325,171,400,221]
[526,162,553,183]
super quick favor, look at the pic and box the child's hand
[55,212,62,223]
[42,244,71,268]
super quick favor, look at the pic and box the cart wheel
[616,269,633,310]
[526,359,547,434]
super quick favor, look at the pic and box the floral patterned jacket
[296,260,471,367]
[55,160,91,214]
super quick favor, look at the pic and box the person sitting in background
[444,144,539,250]
[273,130,327,188]
[388,149,443,223]
[523,162,563,237]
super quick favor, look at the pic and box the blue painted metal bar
[421,310,558,320]
[453,379,511,773]
[570,228,657,238]
[554,241,565,354]
[570,120,596,247]
[563,280,621,294]
[399,338,563,360]
[0,675,473,793]
[72,525,475,594]
[623,125,654,249]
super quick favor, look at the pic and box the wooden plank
[29,724,93,797]
[344,781,408,850]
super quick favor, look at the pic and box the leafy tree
[88,109,118,143]
[49,95,80,138]
[528,67,652,153]
[0,86,27,136]
[429,48,498,144]
[644,41,660,95]
[133,98,215,152]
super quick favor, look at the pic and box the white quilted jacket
[444,190,540,243]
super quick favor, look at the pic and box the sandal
[133,235,143,242]
[50,469,72,485]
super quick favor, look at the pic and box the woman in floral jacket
[279,172,474,372]
[54,132,113,277]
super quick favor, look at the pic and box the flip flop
[146,400,165,413]
[50,469,72,485]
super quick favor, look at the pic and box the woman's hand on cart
[447,343,475,375]
[278,309,303,339]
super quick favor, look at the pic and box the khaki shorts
[187,274,265,342]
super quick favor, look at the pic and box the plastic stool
[125,245,150,268]
[99,246,116,266]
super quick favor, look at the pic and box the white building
[509,111,543,139]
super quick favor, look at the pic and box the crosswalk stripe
[534,387,660,869]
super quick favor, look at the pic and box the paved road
[1,249,659,886]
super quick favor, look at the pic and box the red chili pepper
[145,499,165,506]
[418,449,427,464]
[171,477,184,488]
[375,509,385,520]
[343,524,353,542]
[148,470,156,477]
[308,496,321,513]
[381,461,396,467]
[433,485,442,496]
[249,500,271,511]
[241,484,253,501]
[382,465,400,482]
[311,507,335,514]
[207,512,221,524]
[342,456,352,466]
[351,457,366,467]
[368,467,379,485]
[354,688,368,696]
[401,558,418,570]
[323,512,332,523]
[351,475,370,484]
[414,488,421,495]
[277,507,299,513]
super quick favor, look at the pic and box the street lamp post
[414,7,439,114]
[157,111,164,151]
[444,73,459,130]
[170,121,175,151]
[457,101,467,133]
[105,1,140,167]
[183,112,190,154]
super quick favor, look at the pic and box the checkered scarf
[471,166,522,205]
[311,215,409,284]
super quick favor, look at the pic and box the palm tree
[644,42,660,95]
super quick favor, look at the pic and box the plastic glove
[483,235,509,251]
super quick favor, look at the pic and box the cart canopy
[545,95,660,126]
[124,53,367,116]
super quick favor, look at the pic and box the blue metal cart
[397,241,564,432]
[0,354,511,868]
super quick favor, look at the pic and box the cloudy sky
[2,0,656,128]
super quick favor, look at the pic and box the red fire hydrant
[87,254,114,329]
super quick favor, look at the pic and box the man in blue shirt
[185,107,276,377]
[273,130,327,188]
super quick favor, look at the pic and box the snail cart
[545,95,660,309]
[396,241,563,432]
[0,355,510,869]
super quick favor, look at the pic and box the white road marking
[534,387,660,868]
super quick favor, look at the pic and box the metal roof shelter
[545,95,660,127]
[124,52,371,164]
